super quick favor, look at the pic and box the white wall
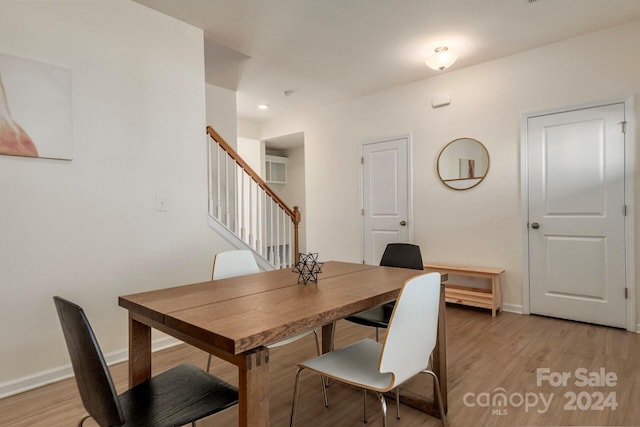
[0,1,234,394]
[237,137,263,174]
[261,20,640,315]
[238,119,262,140]
[206,83,237,148]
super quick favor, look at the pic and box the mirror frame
[436,137,490,191]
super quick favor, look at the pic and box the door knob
[400,221,407,226]
[530,222,540,229]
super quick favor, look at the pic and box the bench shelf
[423,263,504,317]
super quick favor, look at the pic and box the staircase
[206,126,300,270]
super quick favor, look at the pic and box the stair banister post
[293,206,301,261]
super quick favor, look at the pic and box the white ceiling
[134,0,640,123]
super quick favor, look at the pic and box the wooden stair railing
[207,126,300,267]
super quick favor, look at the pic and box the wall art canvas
[0,53,72,160]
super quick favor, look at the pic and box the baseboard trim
[502,303,524,314]
[0,336,182,399]
[502,307,639,332]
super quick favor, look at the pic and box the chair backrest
[53,296,124,427]
[379,243,424,270]
[378,272,441,386]
[211,250,260,280]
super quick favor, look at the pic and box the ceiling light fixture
[257,104,269,110]
[425,46,458,71]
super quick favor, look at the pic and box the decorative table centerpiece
[292,252,323,284]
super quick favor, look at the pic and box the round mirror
[437,138,490,190]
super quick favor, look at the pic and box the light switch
[156,195,168,212]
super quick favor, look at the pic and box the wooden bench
[423,263,504,317]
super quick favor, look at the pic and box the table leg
[495,274,502,315]
[238,348,270,427]
[321,322,335,354]
[128,315,151,387]
[432,282,448,413]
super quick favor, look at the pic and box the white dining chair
[207,250,321,372]
[289,272,446,427]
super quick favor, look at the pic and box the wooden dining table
[119,261,447,427]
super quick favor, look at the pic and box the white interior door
[362,137,410,265]
[527,103,626,328]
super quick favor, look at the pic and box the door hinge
[625,287,628,299]
[624,204,627,216]
[361,208,365,216]
[619,121,627,133]
[361,156,364,164]
[362,259,365,264]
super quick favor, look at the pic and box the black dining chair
[345,243,424,340]
[53,296,239,427]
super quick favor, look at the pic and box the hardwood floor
[1,305,638,426]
